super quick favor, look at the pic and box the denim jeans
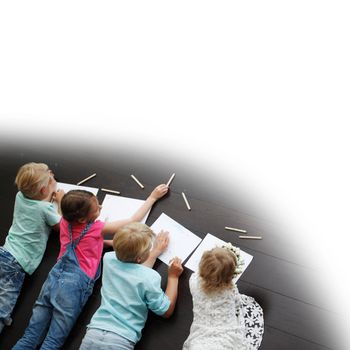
[80,328,135,350]
[13,242,96,350]
[0,246,25,334]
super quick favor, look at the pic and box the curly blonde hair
[199,247,236,295]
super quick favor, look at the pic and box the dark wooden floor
[0,142,341,349]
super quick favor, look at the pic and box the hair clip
[220,242,245,277]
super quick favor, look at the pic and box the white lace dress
[182,274,264,350]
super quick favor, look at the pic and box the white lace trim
[183,274,264,350]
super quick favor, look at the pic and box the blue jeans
[80,328,135,350]
[13,244,96,350]
[0,247,25,334]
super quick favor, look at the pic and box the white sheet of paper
[53,182,99,210]
[184,233,253,283]
[151,213,202,266]
[56,182,99,196]
[98,194,150,224]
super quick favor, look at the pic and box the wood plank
[238,281,340,349]
[260,326,333,350]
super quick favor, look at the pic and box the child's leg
[39,280,94,350]
[12,303,53,349]
[80,328,135,350]
[12,281,54,350]
[0,247,25,334]
[39,306,79,350]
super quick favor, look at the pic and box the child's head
[15,162,56,199]
[113,222,155,264]
[61,190,101,223]
[199,247,237,295]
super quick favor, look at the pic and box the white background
[1,0,349,344]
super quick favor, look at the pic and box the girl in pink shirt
[13,184,168,350]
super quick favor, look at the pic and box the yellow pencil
[130,174,144,189]
[182,192,191,211]
[225,226,247,233]
[77,173,96,185]
[166,173,176,187]
[101,188,121,195]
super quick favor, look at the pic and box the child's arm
[162,257,183,318]
[143,230,169,268]
[52,189,64,216]
[102,184,168,235]
[51,223,60,232]
[103,240,114,248]
[50,190,65,232]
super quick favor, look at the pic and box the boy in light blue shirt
[0,162,63,333]
[80,222,183,350]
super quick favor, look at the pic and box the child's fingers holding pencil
[169,256,181,265]
[168,257,183,276]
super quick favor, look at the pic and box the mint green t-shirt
[88,252,170,343]
[3,192,61,274]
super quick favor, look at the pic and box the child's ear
[77,217,87,223]
[39,186,50,198]
[136,256,142,264]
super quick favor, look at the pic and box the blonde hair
[199,247,236,295]
[15,162,51,199]
[113,222,155,263]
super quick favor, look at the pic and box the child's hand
[168,257,183,278]
[52,189,65,203]
[149,184,168,201]
[103,240,114,248]
[151,230,169,257]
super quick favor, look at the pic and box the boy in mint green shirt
[80,222,183,350]
[0,162,63,334]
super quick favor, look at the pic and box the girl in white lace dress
[183,247,264,350]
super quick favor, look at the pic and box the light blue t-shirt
[3,192,61,274]
[88,252,170,343]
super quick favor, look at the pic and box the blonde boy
[0,162,63,333]
[80,222,183,350]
